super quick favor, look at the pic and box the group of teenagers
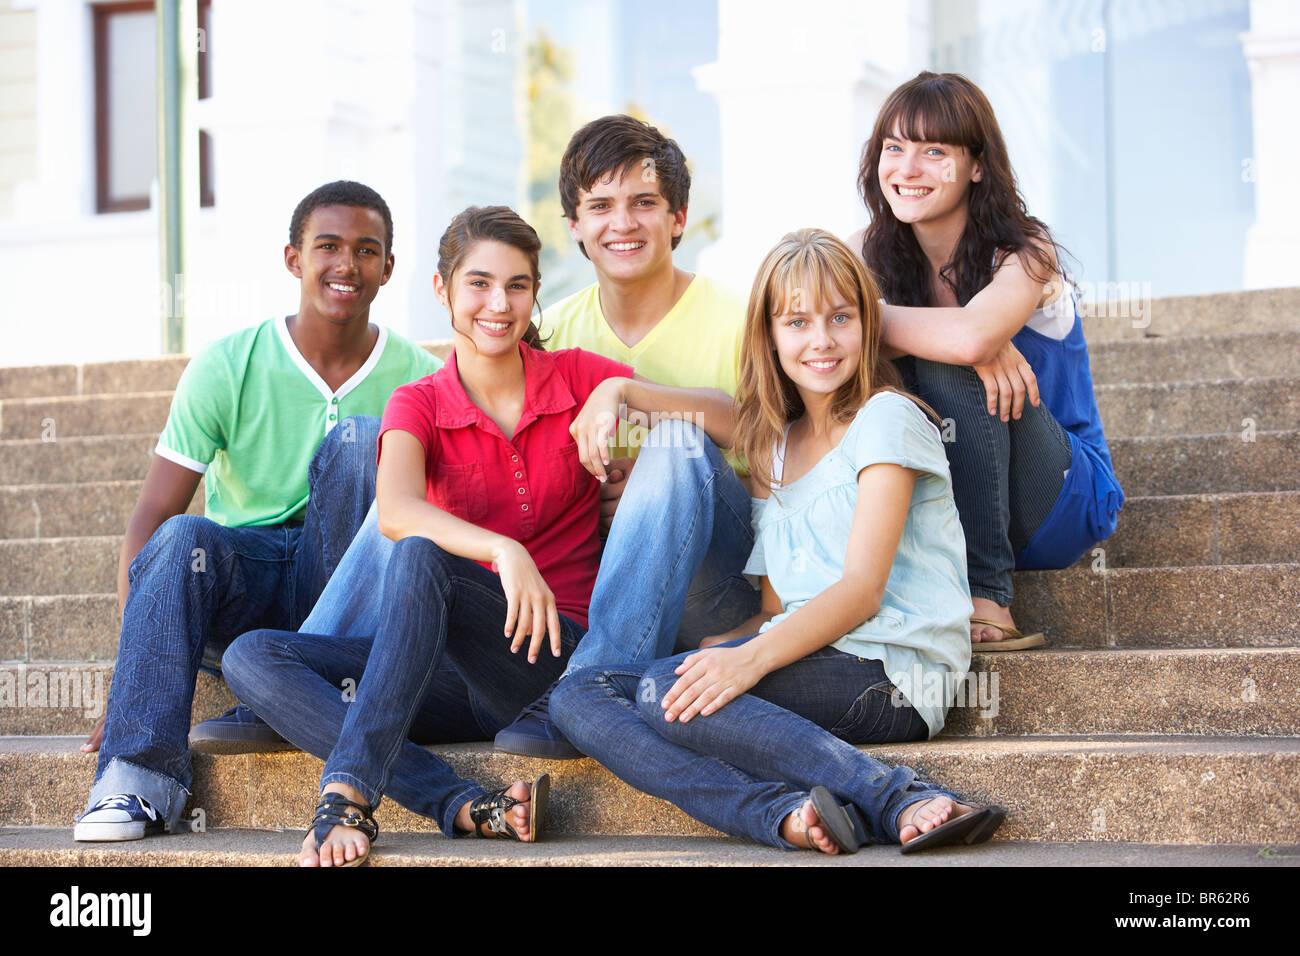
[75,71,1123,864]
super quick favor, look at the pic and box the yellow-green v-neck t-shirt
[156,316,442,527]
[541,275,746,462]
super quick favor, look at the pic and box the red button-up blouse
[378,343,632,627]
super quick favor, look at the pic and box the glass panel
[106,9,157,205]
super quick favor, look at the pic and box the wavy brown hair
[858,71,1065,307]
[437,205,548,349]
[735,229,929,491]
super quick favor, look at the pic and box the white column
[693,0,929,290]
[1241,0,1300,289]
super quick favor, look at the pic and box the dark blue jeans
[86,417,382,829]
[223,536,583,836]
[550,638,949,850]
[901,358,1072,605]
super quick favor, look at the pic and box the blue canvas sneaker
[74,794,166,842]
[493,680,583,759]
[188,703,296,754]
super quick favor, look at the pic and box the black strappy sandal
[468,773,550,842]
[307,791,379,867]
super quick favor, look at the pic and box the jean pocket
[830,679,913,744]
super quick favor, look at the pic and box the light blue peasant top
[743,391,973,738]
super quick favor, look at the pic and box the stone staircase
[1,288,1298,865]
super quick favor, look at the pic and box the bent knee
[131,515,223,579]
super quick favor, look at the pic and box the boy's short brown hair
[559,115,691,255]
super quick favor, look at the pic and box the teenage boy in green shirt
[75,181,441,841]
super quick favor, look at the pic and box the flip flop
[898,802,1007,854]
[808,786,860,855]
[969,618,1045,652]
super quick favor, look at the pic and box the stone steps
[4,735,1298,844]
[1094,377,1298,440]
[2,479,1295,570]
[5,376,1291,443]
[0,393,174,441]
[2,551,1294,647]
[5,647,1299,738]
[0,479,204,539]
[1,325,1293,401]
[0,435,155,486]
[1106,430,1298,496]
[1086,330,1300,387]
[3,428,1293,500]
[2,827,1294,867]
[1088,331,1300,386]
[0,343,455,402]
[0,287,1293,861]
[1079,286,1300,341]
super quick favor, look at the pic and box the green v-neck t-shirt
[156,316,442,527]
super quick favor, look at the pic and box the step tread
[1,827,1295,867]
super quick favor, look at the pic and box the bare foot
[970,596,1017,644]
[454,781,535,841]
[780,798,840,855]
[300,783,373,867]
[896,796,974,846]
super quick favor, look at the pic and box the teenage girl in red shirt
[223,206,735,865]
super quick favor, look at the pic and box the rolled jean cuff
[887,788,962,844]
[318,771,487,839]
[319,770,384,815]
[439,782,490,839]
[969,585,1013,607]
[770,791,815,851]
[85,757,189,830]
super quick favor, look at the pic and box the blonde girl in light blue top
[551,228,1005,855]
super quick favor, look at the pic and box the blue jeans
[86,416,382,829]
[302,418,761,675]
[551,638,945,849]
[222,536,584,836]
[900,358,1072,606]
[567,418,760,674]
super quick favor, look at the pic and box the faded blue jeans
[551,637,947,849]
[85,416,382,829]
[223,536,583,835]
[304,418,762,676]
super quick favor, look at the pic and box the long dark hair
[437,205,548,349]
[858,72,1065,307]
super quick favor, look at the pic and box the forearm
[116,507,179,616]
[880,303,1001,366]
[376,490,516,564]
[709,609,778,645]
[618,378,736,450]
[743,579,882,677]
[116,520,155,616]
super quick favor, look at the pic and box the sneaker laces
[90,794,157,820]
[512,677,563,723]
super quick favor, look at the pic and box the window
[93,0,213,212]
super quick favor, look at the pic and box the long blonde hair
[734,228,926,489]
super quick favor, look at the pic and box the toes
[299,835,320,867]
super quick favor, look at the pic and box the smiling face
[285,204,393,326]
[877,125,982,231]
[769,280,864,402]
[434,239,537,358]
[566,165,686,282]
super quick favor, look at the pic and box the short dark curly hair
[289,181,394,255]
[559,115,691,258]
